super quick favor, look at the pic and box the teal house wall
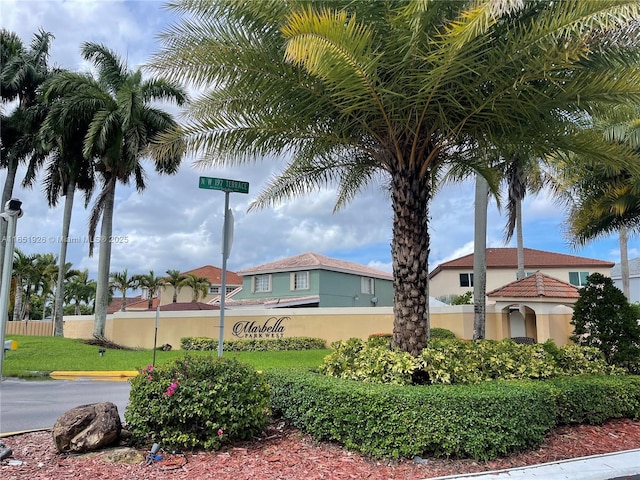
[233,253,394,308]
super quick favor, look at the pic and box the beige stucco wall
[429,266,612,299]
[55,305,574,350]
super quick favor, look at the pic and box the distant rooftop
[430,247,614,279]
[182,265,242,285]
[611,258,640,278]
[238,252,393,280]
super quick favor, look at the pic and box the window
[291,271,309,291]
[569,271,589,287]
[209,286,220,294]
[253,274,271,293]
[459,273,474,288]
[225,286,235,294]
[361,277,375,294]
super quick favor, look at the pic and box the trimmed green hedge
[546,375,640,425]
[181,336,326,351]
[265,370,640,460]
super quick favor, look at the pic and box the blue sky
[0,0,631,281]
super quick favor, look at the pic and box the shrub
[181,336,326,351]
[125,355,270,450]
[430,328,456,339]
[367,333,392,348]
[320,338,622,385]
[571,273,640,374]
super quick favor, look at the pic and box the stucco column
[535,313,551,343]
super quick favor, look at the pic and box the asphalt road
[0,378,131,434]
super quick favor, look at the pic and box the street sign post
[199,177,249,357]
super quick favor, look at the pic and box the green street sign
[199,176,249,194]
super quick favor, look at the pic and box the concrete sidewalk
[427,449,640,480]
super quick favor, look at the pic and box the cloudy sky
[0,0,632,283]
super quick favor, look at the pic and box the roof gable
[238,252,393,280]
[487,271,580,299]
[430,248,614,279]
[182,265,242,285]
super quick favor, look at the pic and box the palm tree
[134,270,165,309]
[563,107,640,291]
[24,69,97,336]
[0,29,53,279]
[181,273,210,303]
[11,248,34,321]
[109,269,139,312]
[150,0,640,355]
[44,42,187,338]
[65,269,97,315]
[164,269,186,303]
[32,253,58,320]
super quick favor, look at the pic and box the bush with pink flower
[126,355,270,450]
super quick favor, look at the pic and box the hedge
[181,336,326,351]
[265,370,640,460]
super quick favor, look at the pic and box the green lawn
[1,335,330,378]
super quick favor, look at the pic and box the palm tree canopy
[182,273,210,302]
[563,106,640,244]
[150,0,640,355]
[42,42,188,254]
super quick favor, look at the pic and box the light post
[0,199,23,380]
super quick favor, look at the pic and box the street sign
[199,176,249,194]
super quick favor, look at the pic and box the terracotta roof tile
[159,302,219,311]
[126,297,160,310]
[430,248,614,279]
[237,252,393,280]
[107,295,143,314]
[181,265,242,285]
[487,271,580,299]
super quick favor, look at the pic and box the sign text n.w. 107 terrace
[199,176,249,194]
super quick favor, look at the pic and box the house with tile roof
[158,265,243,306]
[231,252,394,308]
[428,247,614,300]
[611,258,640,303]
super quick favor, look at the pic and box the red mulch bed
[2,418,639,479]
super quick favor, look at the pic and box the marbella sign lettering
[232,317,288,339]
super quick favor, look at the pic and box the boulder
[52,402,122,453]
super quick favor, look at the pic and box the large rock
[52,402,122,453]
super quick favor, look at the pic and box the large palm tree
[23,70,96,336]
[0,29,53,279]
[164,269,186,303]
[150,0,640,355]
[44,42,187,338]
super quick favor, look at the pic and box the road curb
[49,371,138,381]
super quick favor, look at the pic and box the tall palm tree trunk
[515,198,525,280]
[13,276,23,321]
[390,168,430,357]
[619,226,630,300]
[0,160,19,286]
[53,181,76,336]
[93,177,116,339]
[473,175,488,340]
